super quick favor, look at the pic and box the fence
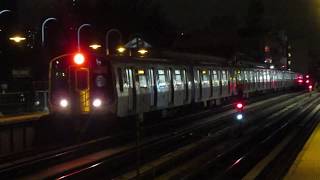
[0,91,48,115]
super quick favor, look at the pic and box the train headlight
[92,98,102,108]
[59,99,69,108]
[236,113,243,121]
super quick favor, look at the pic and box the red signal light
[306,75,310,79]
[306,80,310,84]
[236,103,243,109]
[309,85,313,89]
[298,79,303,83]
[235,102,244,112]
[74,53,85,65]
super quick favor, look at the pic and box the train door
[229,69,237,96]
[250,70,255,92]
[275,70,278,89]
[173,69,185,106]
[156,68,170,108]
[116,67,127,116]
[69,67,90,114]
[168,68,174,105]
[221,70,228,97]
[149,68,155,108]
[258,70,262,90]
[135,68,151,113]
[243,70,248,92]
[212,69,220,98]
[272,71,275,89]
[194,68,201,102]
[254,70,258,91]
[263,70,267,90]
[182,69,189,103]
[126,68,135,112]
[200,69,211,100]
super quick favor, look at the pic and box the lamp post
[77,24,91,52]
[105,28,123,56]
[0,10,11,31]
[0,10,11,16]
[41,17,57,47]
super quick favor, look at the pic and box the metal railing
[0,91,48,115]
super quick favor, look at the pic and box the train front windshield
[49,56,71,112]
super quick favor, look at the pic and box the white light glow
[60,99,68,108]
[93,98,102,107]
[236,114,243,120]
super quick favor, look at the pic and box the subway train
[48,53,298,117]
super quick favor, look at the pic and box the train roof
[103,54,271,70]
[52,52,293,72]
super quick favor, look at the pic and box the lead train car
[49,53,297,117]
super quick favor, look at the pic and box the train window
[95,75,106,88]
[76,69,89,90]
[174,70,183,85]
[158,69,165,74]
[202,70,209,83]
[157,69,166,87]
[136,69,147,88]
[118,68,124,92]
[136,69,146,88]
[212,70,219,87]
[138,75,147,88]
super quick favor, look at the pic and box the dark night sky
[2,0,314,33]
[157,0,317,72]
[1,0,319,72]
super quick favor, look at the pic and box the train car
[48,53,298,118]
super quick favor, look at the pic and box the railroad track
[205,93,320,180]
[110,92,315,180]
[0,91,305,179]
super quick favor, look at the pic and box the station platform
[284,121,320,179]
[0,112,48,125]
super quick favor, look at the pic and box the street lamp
[9,36,26,43]
[41,17,57,47]
[105,28,123,56]
[89,44,102,50]
[77,24,91,52]
[117,46,126,54]
[137,48,148,56]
